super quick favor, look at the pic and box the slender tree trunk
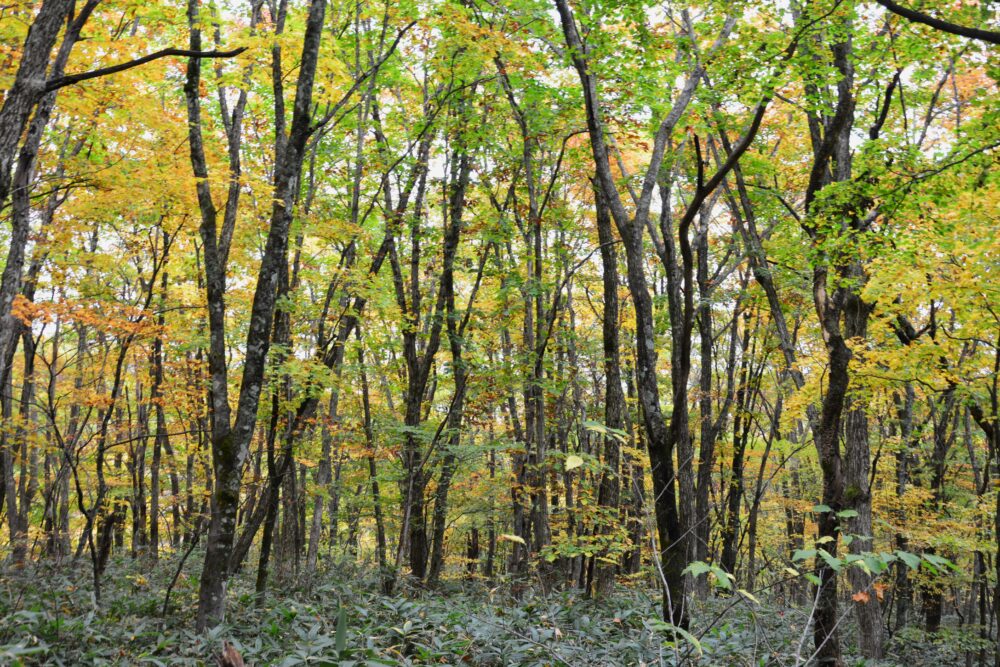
[746,391,780,592]
[720,317,753,577]
[623,361,645,576]
[188,0,327,628]
[358,343,389,591]
[132,379,150,558]
[147,266,170,559]
[2,366,22,564]
[306,391,339,572]
[844,396,884,654]
[427,120,475,584]
[594,188,625,596]
[800,15,858,664]
[485,439,497,580]
[254,392,284,599]
[894,384,916,630]
[811,332,850,667]
[923,390,957,633]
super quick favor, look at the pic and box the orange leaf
[852,591,870,604]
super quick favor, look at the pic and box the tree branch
[875,0,1000,45]
[45,47,247,92]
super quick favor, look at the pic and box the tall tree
[184,0,328,628]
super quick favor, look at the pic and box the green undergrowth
[0,556,990,666]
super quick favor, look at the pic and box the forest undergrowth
[0,556,990,666]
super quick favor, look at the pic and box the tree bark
[427,129,478,582]
[720,314,754,577]
[593,187,625,597]
[0,0,75,211]
[843,290,883,656]
[189,0,328,629]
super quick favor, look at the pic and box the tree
[184,0,329,628]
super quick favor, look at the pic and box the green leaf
[652,621,703,657]
[812,504,833,513]
[683,560,732,590]
[582,420,629,443]
[711,566,735,590]
[818,549,842,572]
[671,625,703,657]
[922,553,958,573]
[565,455,584,471]
[863,554,889,575]
[896,550,921,570]
[844,553,870,575]
[792,549,817,562]
[682,561,712,578]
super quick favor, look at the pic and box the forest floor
[0,556,990,666]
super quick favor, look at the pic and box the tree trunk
[254,391,284,598]
[593,188,625,597]
[623,362,645,576]
[811,333,850,667]
[894,384,916,630]
[149,267,170,559]
[358,344,389,590]
[844,397,884,655]
[0,0,75,210]
[427,119,474,584]
[306,391,339,572]
[189,0,327,628]
[720,316,753,577]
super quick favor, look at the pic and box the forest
[0,0,997,664]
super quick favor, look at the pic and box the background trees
[0,0,997,664]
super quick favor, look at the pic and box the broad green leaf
[682,561,712,578]
[653,621,703,657]
[896,550,921,570]
[818,549,842,572]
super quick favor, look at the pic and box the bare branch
[875,0,1000,45]
[45,47,247,92]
